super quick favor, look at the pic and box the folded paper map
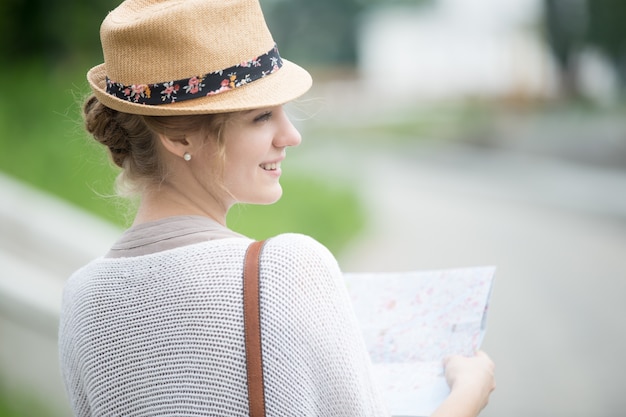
[344,266,496,417]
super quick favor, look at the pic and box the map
[344,266,496,417]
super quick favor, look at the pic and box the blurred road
[293,135,626,417]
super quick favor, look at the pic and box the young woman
[58,0,495,416]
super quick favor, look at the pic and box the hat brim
[87,59,312,116]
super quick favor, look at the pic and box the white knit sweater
[59,233,389,416]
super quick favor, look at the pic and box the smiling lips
[260,162,281,171]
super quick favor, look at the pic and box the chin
[248,187,283,205]
[261,190,283,205]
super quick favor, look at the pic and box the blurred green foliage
[265,0,363,66]
[263,0,434,66]
[543,0,626,95]
[0,0,432,68]
[0,381,60,417]
[2,0,366,66]
[0,63,119,222]
[228,176,365,254]
[0,0,115,65]
[587,0,626,83]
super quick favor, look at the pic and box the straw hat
[87,0,312,116]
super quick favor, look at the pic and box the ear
[157,133,191,160]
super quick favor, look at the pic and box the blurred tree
[587,0,626,89]
[0,0,116,66]
[263,0,365,66]
[543,0,587,97]
[543,0,626,96]
[0,0,435,69]
[263,0,434,67]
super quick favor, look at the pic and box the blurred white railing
[0,172,121,414]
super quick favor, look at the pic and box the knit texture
[59,233,389,416]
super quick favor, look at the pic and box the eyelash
[254,111,272,122]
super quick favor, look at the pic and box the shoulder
[257,233,344,298]
[264,233,331,254]
[261,233,339,274]
[257,234,348,325]
[62,258,106,300]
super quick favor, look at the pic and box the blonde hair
[83,94,230,195]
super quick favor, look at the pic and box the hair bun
[83,95,131,168]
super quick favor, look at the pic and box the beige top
[106,215,245,258]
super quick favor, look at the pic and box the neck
[133,183,230,227]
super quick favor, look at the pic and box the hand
[442,351,496,413]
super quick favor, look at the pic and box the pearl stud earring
[183,152,191,161]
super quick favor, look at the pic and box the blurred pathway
[292,139,626,417]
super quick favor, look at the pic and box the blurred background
[1,0,626,416]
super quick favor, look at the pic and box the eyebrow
[242,106,276,115]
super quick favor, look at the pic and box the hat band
[105,45,283,106]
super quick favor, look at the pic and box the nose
[273,107,302,148]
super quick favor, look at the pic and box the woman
[58,0,495,416]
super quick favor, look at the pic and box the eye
[253,111,272,123]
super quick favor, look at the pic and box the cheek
[224,141,261,180]
[221,153,255,195]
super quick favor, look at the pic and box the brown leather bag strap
[243,240,267,417]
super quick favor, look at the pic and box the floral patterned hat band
[105,45,283,106]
